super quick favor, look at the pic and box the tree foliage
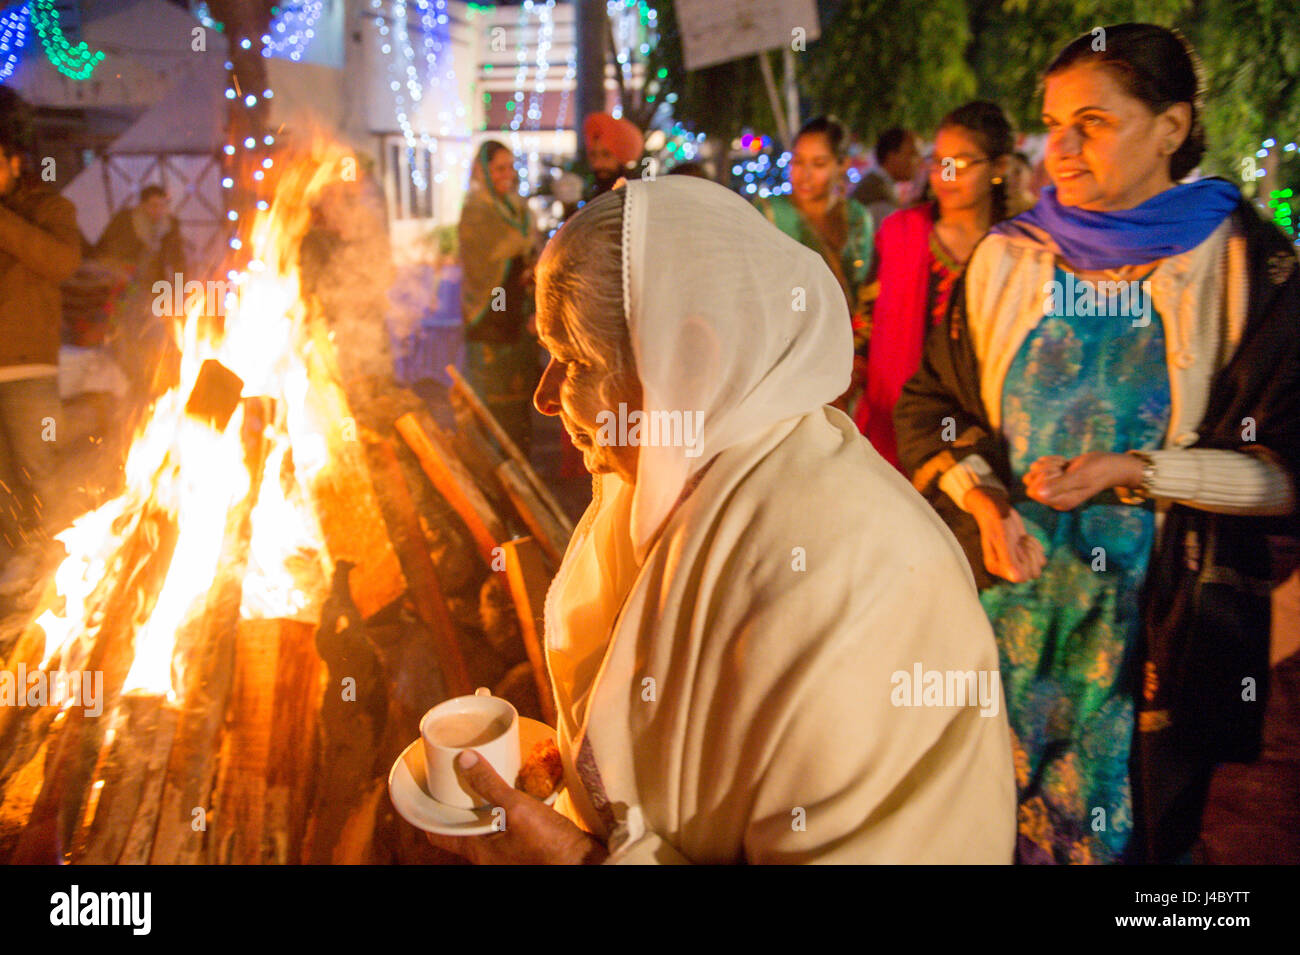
[801,0,976,142]
[638,0,1296,194]
[634,0,782,144]
[1191,0,1300,192]
[965,0,1189,136]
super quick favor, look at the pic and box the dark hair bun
[939,100,1017,160]
[1045,23,1205,180]
[796,115,849,162]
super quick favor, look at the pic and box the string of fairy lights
[503,0,556,197]
[1252,136,1300,243]
[219,34,276,282]
[0,0,105,80]
[0,5,27,83]
[263,0,323,61]
[30,0,103,79]
[1,0,321,80]
[370,0,464,193]
[8,2,1280,238]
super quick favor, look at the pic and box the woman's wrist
[963,485,1009,519]
[1120,451,1149,486]
[1116,450,1156,502]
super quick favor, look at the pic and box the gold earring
[991,176,1003,185]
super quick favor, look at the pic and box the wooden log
[447,365,573,537]
[263,618,322,863]
[145,609,236,864]
[148,400,270,864]
[500,537,556,726]
[331,778,385,864]
[206,618,319,864]
[0,730,54,861]
[301,562,386,864]
[364,434,473,699]
[0,582,57,756]
[116,700,179,865]
[184,359,245,431]
[72,694,179,865]
[0,617,56,788]
[208,619,280,864]
[0,500,157,805]
[8,502,180,865]
[0,707,59,819]
[394,412,508,566]
[446,405,514,509]
[360,613,450,865]
[301,322,406,620]
[495,660,542,723]
[497,462,569,565]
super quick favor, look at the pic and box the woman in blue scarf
[458,141,539,454]
[895,24,1300,863]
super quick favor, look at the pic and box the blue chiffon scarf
[994,177,1241,269]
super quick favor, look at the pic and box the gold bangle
[1118,450,1157,503]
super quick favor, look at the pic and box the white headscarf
[545,175,851,739]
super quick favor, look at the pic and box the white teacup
[419,687,520,810]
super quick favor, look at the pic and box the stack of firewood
[0,335,573,865]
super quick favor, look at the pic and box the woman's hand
[1024,452,1144,511]
[964,486,1045,583]
[424,750,608,865]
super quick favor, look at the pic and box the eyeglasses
[926,156,992,177]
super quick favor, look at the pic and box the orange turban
[583,113,643,165]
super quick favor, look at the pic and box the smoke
[298,173,397,389]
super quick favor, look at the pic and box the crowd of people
[441,22,1299,865]
[1,18,1296,865]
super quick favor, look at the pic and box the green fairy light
[30,0,105,80]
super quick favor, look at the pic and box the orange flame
[37,141,359,699]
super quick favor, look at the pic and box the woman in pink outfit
[856,101,1024,469]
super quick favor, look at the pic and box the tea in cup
[419,687,520,809]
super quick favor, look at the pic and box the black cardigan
[894,198,1300,863]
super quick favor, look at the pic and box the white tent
[61,57,227,255]
[9,0,224,110]
[12,0,228,257]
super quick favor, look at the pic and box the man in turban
[583,113,643,199]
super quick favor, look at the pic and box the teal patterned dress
[980,266,1170,864]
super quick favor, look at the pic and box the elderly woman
[895,24,1300,863]
[426,176,1015,864]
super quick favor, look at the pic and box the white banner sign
[674,0,821,71]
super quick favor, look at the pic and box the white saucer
[389,716,561,836]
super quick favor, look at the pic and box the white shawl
[543,177,1015,863]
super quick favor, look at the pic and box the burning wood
[0,141,565,866]
[184,360,246,432]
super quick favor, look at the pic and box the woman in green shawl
[755,116,874,413]
[458,141,540,454]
